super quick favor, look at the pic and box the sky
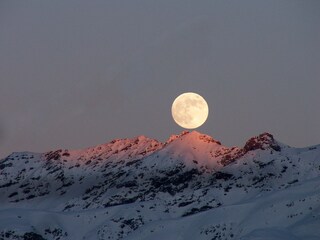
[1,0,320,158]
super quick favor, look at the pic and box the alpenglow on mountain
[0,131,319,240]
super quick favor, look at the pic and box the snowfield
[0,131,319,240]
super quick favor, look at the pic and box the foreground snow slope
[0,131,319,240]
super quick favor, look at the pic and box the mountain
[0,131,319,240]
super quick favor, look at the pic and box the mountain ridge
[0,131,319,240]
[15,130,285,167]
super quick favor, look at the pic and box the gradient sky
[1,1,320,158]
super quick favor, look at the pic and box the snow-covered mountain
[0,131,319,240]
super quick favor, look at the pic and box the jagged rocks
[214,172,233,180]
[244,132,281,152]
[0,131,319,239]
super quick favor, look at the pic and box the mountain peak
[165,131,190,144]
[157,131,227,169]
[244,132,281,152]
[1,130,319,239]
[165,130,222,146]
[45,135,163,164]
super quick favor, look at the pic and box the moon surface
[171,92,209,129]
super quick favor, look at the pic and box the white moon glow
[171,92,209,129]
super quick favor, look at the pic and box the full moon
[171,92,209,129]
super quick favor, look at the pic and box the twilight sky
[1,1,320,158]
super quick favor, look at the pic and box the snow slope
[0,131,319,240]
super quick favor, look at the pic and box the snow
[0,131,319,239]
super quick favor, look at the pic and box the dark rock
[214,172,233,180]
[23,232,46,240]
[244,133,281,152]
[182,205,213,217]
